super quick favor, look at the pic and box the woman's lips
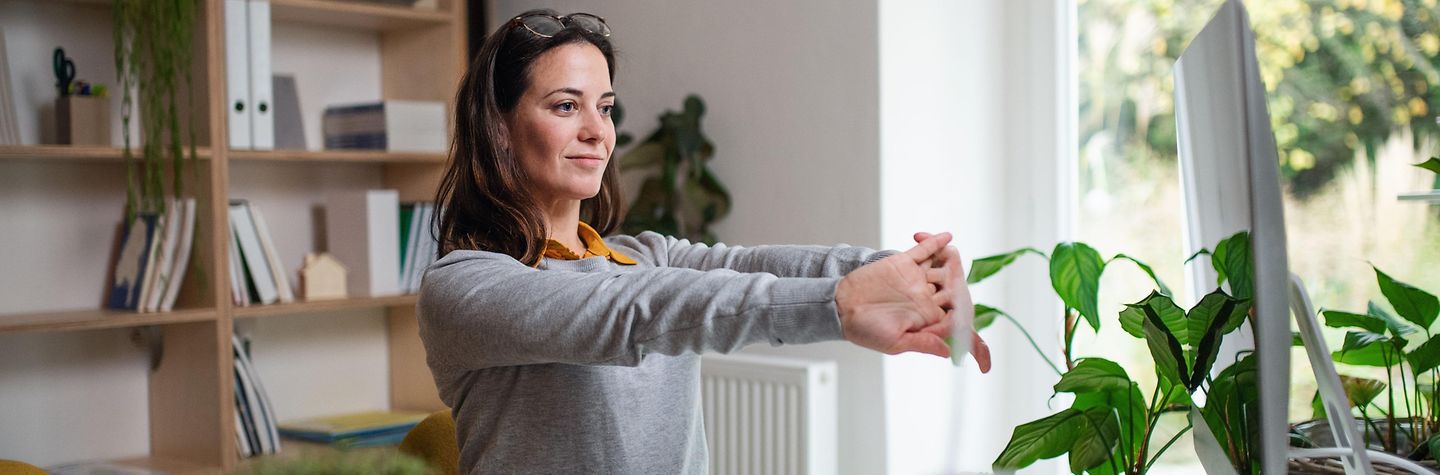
[566,156,605,165]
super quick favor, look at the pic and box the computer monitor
[1174,1,1377,473]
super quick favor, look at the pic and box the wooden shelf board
[229,149,446,164]
[0,145,213,162]
[271,0,452,31]
[233,294,419,318]
[0,307,218,335]
[109,455,219,475]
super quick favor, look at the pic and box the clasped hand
[835,232,992,372]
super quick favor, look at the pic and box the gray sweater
[417,231,892,474]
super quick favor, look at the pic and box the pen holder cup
[57,95,111,146]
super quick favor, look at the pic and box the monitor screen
[1174,0,1318,472]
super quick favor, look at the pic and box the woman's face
[506,42,616,206]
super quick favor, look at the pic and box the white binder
[247,0,274,150]
[224,0,251,148]
[325,190,401,297]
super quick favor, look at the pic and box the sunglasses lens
[521,16,564,36]
[568,14,611,37]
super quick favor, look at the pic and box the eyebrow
[543,88,617,100]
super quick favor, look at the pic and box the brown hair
[435,9,622,266]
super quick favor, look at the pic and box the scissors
[53,48,76,96]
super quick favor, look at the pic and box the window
[1074,0,1439,471]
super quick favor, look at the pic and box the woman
[419,10,989,473]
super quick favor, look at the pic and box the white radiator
[700,354,838,475]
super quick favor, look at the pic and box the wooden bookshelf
[0,0,464,471]
[233,294,419,318]
[229,149,446,164]
[0,307,218,335]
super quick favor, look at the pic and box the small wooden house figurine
[300,252,347,301]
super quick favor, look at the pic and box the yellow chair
[0,460,46,475]
[398,410,459,475]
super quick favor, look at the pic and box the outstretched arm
[607,231,897,278]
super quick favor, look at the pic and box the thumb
[891,332,952,358]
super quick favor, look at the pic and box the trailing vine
[114,0,198,222]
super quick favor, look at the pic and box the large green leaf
[1142,311,1188,388]
[1368,301,1420,337]
[1187,290,1253,389]
[966,248,1047,284]
[1416,157,1440,175]
[1118,291,1186,341]
[993,409,1086,470]
[1374,267,1439,332]
[974,304,1002,331]
[1321,309,1388,334]
[1332,331,1403,367]
[1054,358,1132,394]
[1050,243,1107,331]
[1407,334,1440,375]
[1073,383,1146,464]
[1108,253,1172,296]
[1069,407,1122,474]
[1211,232,1253,300]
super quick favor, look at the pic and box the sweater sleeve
[606,231,897,278]
[417,250,845,370]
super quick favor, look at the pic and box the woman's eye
[599,104,614,116]
[555,102,576,113]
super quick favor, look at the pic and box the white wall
[486,2,890,474]
[878,1,1073,473]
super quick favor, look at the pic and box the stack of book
[322,100,446,153]
[277,410,430,448]
[228,200,295,306]
[107,198,199,312]
[234,334,280,457]
[399,202,439,294]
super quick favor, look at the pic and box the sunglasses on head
[510,12,611,38]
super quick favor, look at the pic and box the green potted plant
[969,232,1260,473]
[616,95,731,244]
[1296,268,1440,470]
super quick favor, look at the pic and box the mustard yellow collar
[537,221,637,267]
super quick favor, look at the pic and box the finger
[921,303,946,326]
[913,232,934,243]
[971,332,993,373]
[925,268,948,285]
[918,313,954,339]
[902,232,952,264]
[931,289,955,309]
[890,332,952,358]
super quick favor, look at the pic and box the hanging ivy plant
[114,0,199,221]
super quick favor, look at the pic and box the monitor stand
[1287,273,1374,474]
[1287,274,1434,474]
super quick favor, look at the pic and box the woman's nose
[578,109,607,142]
